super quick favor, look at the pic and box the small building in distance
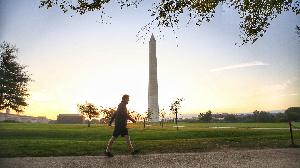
[57,114,84,124]
[0,112,49,123]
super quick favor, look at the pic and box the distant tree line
[77,100,300,126]
[181,107,300,123]
[221,110,288,123]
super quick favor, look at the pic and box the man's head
[122,94,129,104]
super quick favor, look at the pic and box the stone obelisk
[148,34,159,122]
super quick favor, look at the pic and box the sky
[1,0,299,119]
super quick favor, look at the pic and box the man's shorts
[113,127,128,137]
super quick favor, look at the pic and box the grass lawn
[0,122,299,157]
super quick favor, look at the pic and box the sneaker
[104,150,114,157]
[131,149,140,155]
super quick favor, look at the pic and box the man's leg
[124,135,134,152]
[106,136,116,152]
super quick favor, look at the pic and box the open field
[0,122,299,157]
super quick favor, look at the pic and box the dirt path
[1,148,300,168]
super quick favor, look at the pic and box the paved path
[1,148,300,168]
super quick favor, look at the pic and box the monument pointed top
[150,34,155,41]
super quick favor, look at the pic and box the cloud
[271,80,292,90]
[287,93,298,96]
[278,93,299,97]
[210,61,269,72]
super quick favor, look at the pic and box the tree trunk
[143,118,145,128]
[175,112,178,131]
[88,120,90,127]
[289,121,294,145]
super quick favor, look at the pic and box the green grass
[0,122,299,157]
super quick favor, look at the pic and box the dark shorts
[113,127,128,138]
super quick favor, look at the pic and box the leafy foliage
[170,98,183,129]
[102,107,116,122]
[159,108,166,120]
[39,0,299,45]
[297,25,300,38]
[144,108,153,122]
[252,110,275,122]
[128,110,143,121]
[159,108,167,128]
[224,114,237,122]
[285,107,300,121]
[199,110,213,122]
[140,108,153,128]
[0,42,32,114]
[77,102,100,127]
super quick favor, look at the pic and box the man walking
[104,94,139,157]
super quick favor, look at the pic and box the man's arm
[127,113,136,123]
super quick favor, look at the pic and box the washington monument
[148,34,159,122]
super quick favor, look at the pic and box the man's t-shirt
[109,101,132,128]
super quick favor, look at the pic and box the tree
[273,112,287,122]
[199,110,212,122]
[170,98,183,130]
[39,0,300,45]
[77,102,100,127]
[128,110,142,122]
[285,107,300,146]
[285,107,300,122]
[101,107,116,124]
[224,114,237,122]
[252,110,260,121]
[145,108,153,121]
[0,42,32,114]
[252,110,274,122]
[135,113,143,122]
[296,25,300,39]
[159,108,166,128]
[142,108,153,128]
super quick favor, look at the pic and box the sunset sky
[1,0,299,119]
